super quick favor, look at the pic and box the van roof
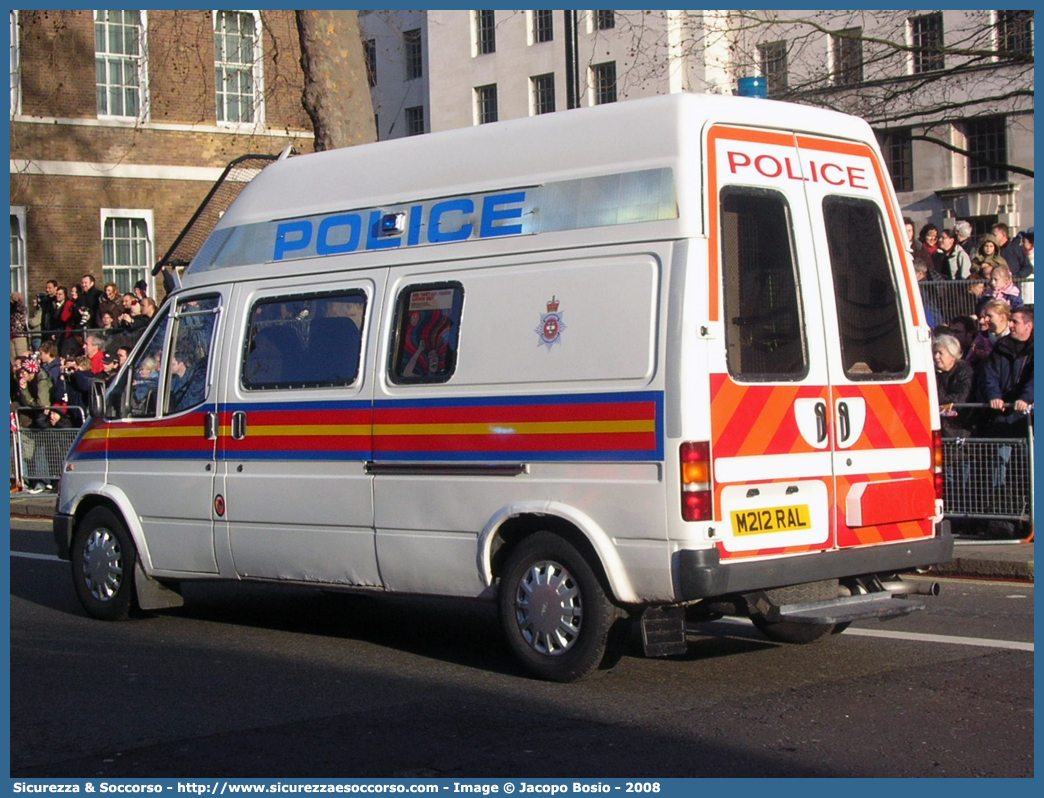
[218,92,874,230]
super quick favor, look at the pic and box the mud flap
[640,606,688,657]
[134,561,185,611]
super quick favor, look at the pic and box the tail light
[932,429,944,503]
[680,441,712,522]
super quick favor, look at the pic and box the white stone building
[360,10,1033,233]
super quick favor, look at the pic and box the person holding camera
[76,274,103,331]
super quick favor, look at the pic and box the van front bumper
[676,521,953,601]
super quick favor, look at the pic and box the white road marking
[11,551,64,563]
[840,626,1033,652]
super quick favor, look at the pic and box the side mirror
[89,379,113,419]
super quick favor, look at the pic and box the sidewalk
[8,492,1033,583]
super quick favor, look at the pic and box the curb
[930,556,1034,583]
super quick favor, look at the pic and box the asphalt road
[10,517,1034,779]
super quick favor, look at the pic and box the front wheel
[71,507,137,621]
[498,532,617,682]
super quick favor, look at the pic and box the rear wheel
[71,507,137,621]
[498,532,617,682]
[750,616,837,644]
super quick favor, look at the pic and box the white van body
[56,94,951,681]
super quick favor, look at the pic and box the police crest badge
[536,296,566,351]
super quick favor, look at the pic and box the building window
[475,10,496,55]
[996,10,1033,56]
[10,208,26,296]
[404,29,423,80]
[531,73,556,115]
[214,10,261,125]
[595,11,615,31]
[533,10,554,43]
[405,105,425,136]
[965,116,1007,184]
[910,12,944,73]
[95,10,146,118]
[876,128,913,193]
[102,213,152,295]
[832,27,863,86]
[9,11,19,116]
[758,41,788,96]
[591,62,617,105]
[364,39,376,87]
[475,83,498,124]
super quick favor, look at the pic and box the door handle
[814,401,828,444]
[838,402,851,444]
[232,411,247,440]
[204,411,218,440]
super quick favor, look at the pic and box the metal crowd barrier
[10,405,85,491]
[941,403,1034,540]
[921,276,1033,327]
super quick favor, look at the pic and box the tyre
[499,532,618,682]
[750,616,837,644]
[747,579,841,644]
[71,507,137,621]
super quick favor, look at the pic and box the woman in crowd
[933,333,974,437]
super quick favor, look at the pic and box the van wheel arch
[489,514,615,601]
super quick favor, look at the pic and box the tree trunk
[295,10,376,152]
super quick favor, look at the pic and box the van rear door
[706,125,936,560]
[795,133,936,548]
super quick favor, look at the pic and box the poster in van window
[408,289,455,311]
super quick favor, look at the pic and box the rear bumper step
[775,592,924,625]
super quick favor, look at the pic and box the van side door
[216,276,381,586]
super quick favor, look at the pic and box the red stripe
[374,401,656,425]
[374,431,656,453]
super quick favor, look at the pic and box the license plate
[731,504,812,536]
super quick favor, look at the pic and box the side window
[822,196,908,379]
[114,307,170,419]
[243,291,366,390]
[164,296,221,415]
[720,187,808,380]
[389,282,464,384]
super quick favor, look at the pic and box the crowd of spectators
[920,221,1033,538]
[11,273,152,492]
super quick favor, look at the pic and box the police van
[55,93,952,682]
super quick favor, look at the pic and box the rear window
[822,196,908,380]
[243,292,366,389]
[720,187,808,381]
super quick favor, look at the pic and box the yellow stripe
[106,426,203,439]
[247,424,371,437]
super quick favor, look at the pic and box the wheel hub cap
[514,559,582,656]
[82,528,123,602]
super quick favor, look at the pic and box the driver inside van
[168,342,207,413]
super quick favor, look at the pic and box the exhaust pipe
[882,579,940,597]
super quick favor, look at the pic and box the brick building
[10,10,315,301]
